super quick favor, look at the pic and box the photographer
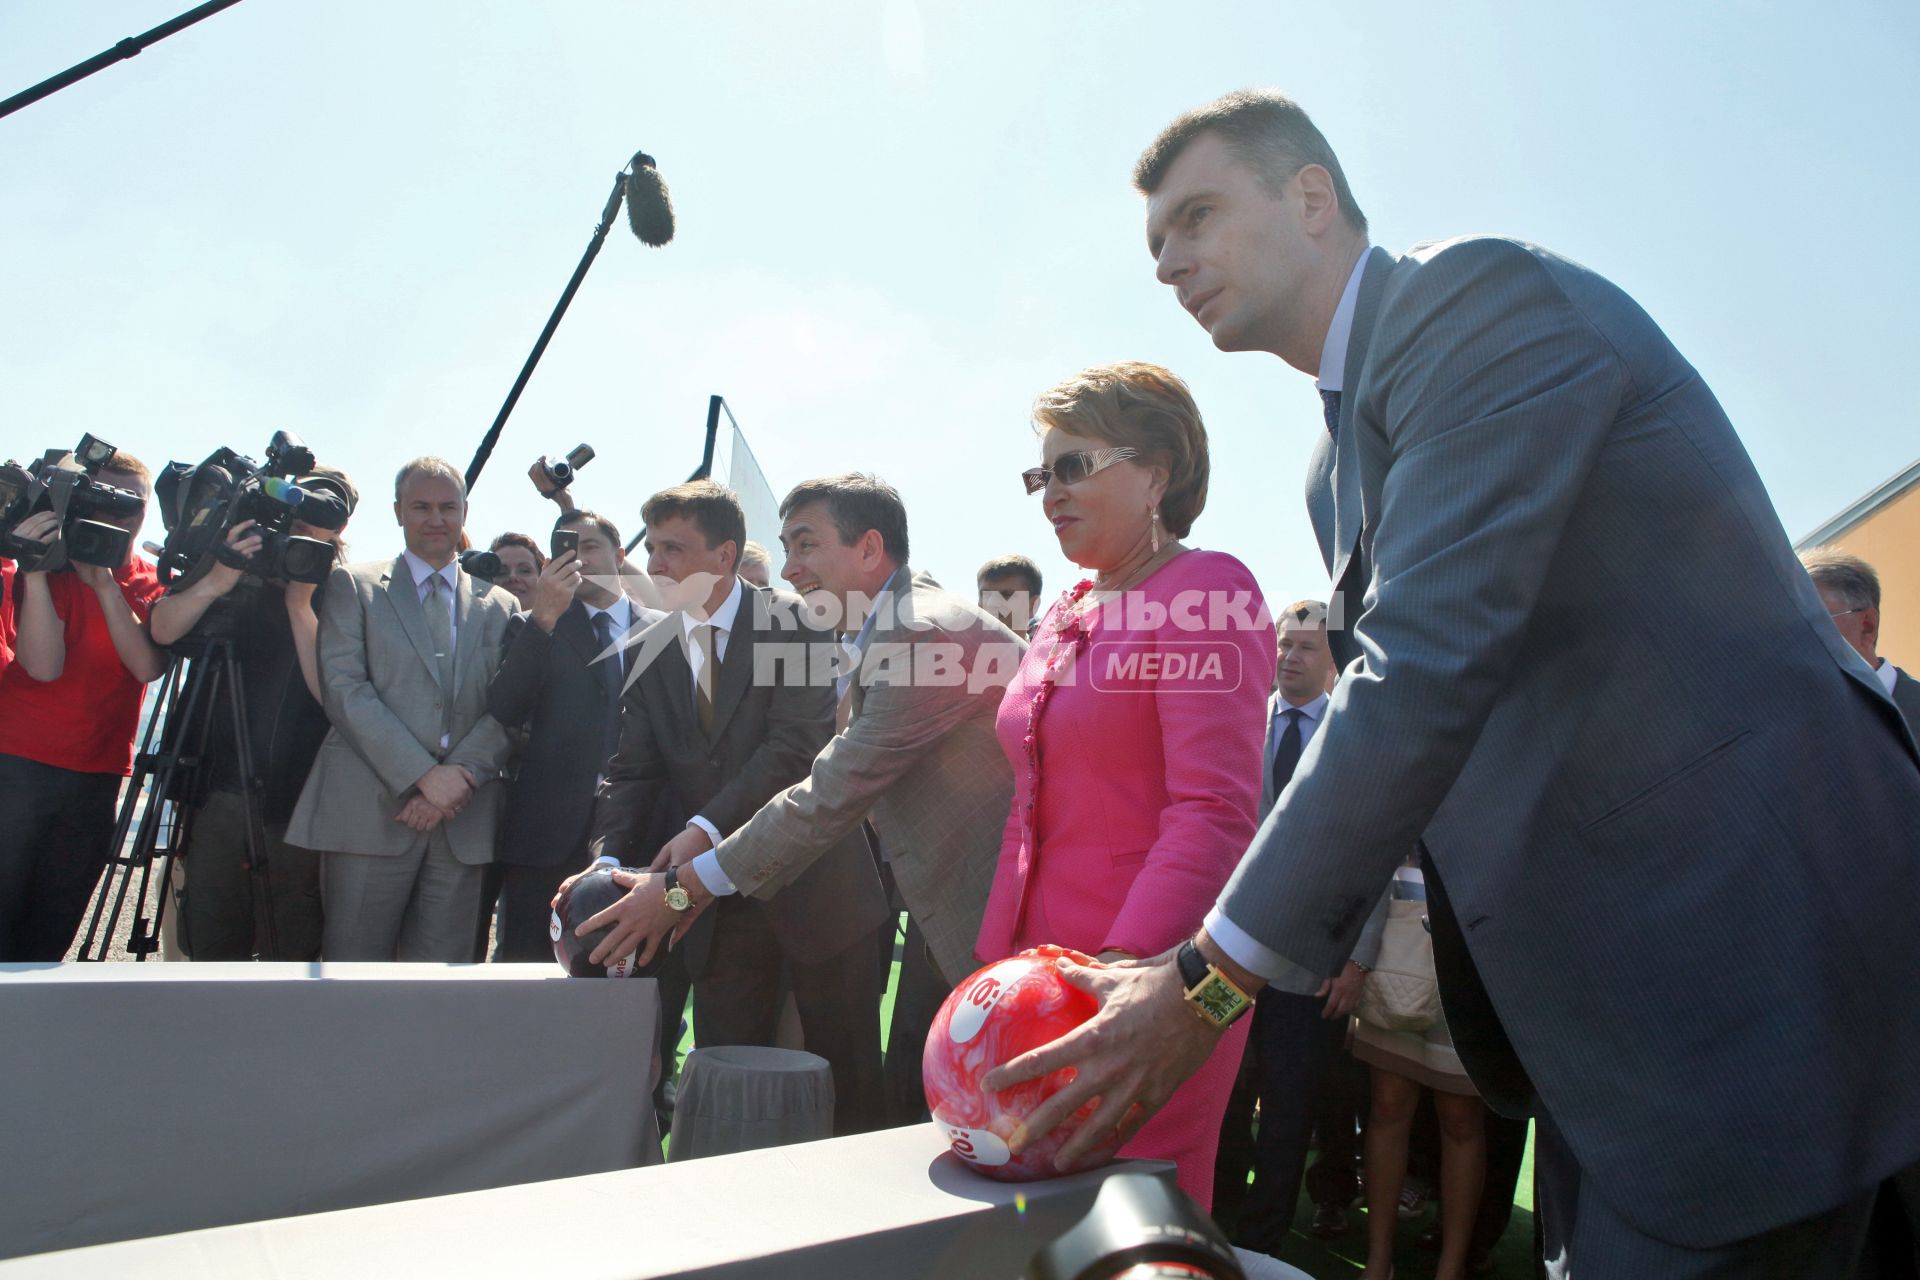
[485,510,660,960]
[147,467,358,961]
[0,451,165,962]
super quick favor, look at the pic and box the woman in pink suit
[976,361,1277,1210]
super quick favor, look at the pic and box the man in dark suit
[1805,548,1920,729]
[485,509,660,960]
[577,480,890,1135]
[1212,599,1368,1254]
[988,91,1920,1275]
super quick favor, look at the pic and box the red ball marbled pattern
[922,945,1120,1181]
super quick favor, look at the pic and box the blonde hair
[1031,361,1210,538]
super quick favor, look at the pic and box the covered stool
[666,1045,835,1162]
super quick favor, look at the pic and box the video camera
[458,548,504,583]
[537,443,596,490]
[154,431,350,588]
[0,433,145,572]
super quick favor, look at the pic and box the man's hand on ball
[980,949,1220,1170]
[581,870,676,968]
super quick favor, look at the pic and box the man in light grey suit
[617,473,1022,994]
[288,457,516,961]
[986,91,1920,1274]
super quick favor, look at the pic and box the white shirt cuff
[687,815,722,846]
[593,854,620,868]
[1203,906,1322,995]
[689,849,737,897]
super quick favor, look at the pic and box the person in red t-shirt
[0,452,167,961]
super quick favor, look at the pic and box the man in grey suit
[288,457,516,961]
[987,91,1920,1274]
[1805,548,1920,729]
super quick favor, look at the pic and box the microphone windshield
[625,151,675,247]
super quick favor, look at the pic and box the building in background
[1797,458,1920,666]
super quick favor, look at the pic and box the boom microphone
[625,151,675,247]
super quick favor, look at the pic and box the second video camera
[155,431,350,587]
[0,433,145,572]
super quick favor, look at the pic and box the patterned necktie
[426,573,455,735]
[1271,706,1305,796]
[692,623,717,735]
[1320,387,1342,438]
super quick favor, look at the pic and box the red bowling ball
[922,945,1121,1181]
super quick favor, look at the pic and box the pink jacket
[976,550,1277,962]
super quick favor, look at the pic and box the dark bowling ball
[551,865,659,977]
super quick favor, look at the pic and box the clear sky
[5,1,1916,612]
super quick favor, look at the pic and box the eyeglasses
[1829,608,1869,619]
[1022,447,1139,495]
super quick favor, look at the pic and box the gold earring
[1150,506,1162,554]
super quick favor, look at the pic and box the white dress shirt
[1316,246,1371,392]
[1874,656,1898,698]
[403,549,459,650]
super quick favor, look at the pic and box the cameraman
[0,451,165,962]
[147,467,358,961]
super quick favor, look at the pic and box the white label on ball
[939,1121,1011,1167]
[948,958,1034,1045]
[549,910,564,942]
[607,951,636,978]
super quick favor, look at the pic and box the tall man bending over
[988,91,1920,1276]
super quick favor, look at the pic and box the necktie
[426,573,455,738]
[693,624,717,735]
[1320,387,1342,437]
[591,612,622,694]
[591,611,623,761]
[1271,707,1305,796]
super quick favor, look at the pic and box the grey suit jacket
[1218,238,1920,1247]
[287,554,516,864]
[712,567,1022,987]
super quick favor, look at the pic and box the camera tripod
[76,628,279,961]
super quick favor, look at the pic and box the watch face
[1192,975,1249,1026]
[665,886,692,912]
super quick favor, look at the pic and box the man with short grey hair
[288,456,518,960]
[1803,547,1920,727]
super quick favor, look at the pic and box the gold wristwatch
[1175,938,1254,1030]
[662,866,692,913]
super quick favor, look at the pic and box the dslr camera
[154,431,349,588]
[0,433,145,572]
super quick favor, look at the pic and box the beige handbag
[1357,898,1442,1033]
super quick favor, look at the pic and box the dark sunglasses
[1021,447,1139,495]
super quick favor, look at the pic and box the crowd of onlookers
[2,378,1912,1274]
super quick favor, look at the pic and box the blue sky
[4,1,1915,611]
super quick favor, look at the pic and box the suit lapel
[451,565,483,694]
[1326,245,1396,591]
[382,554,445,690]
